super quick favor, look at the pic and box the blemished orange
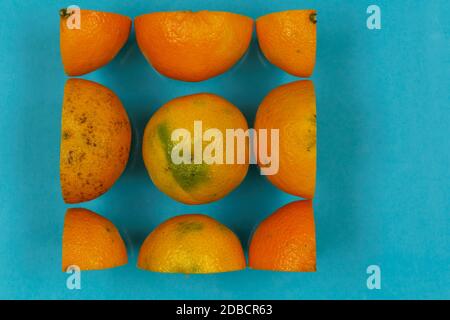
[249,200,316,272]
[60,9,131,76]
[257,10,317,77]
[135,11,254,82]
[138,214,246,274]
[62,208,128,271]
[142,93,249,205]
[60,79,131,204]
[254,80,316,199]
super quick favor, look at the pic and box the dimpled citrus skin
[60,9,131,76]
[62,208,128,271]
[142,93,249,205]
[257,10,316,77]
[254,80,316,199]
[138,214,246,274]
[135,11,253,82]
[60,79,131,204]
[249,200,316,272]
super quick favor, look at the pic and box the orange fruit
[254,80,316,198]
[62,208,128,271]
[249,200,316,272]
[257,10,317,77]
[142,93,249,205]
[60,9,131,76]
[60,79,131,204]
[135,11,254,82]
[138,214,246,274]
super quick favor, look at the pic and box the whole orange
[138,214,246,274]
[60,9,131,76]
[142,93,249,205]
[62,208,128,271]
[249,200,316,272]
[135,11,253,82]
[257,10,317,77]
[254,80,316,199]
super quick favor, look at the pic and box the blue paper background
[0,0,448,300]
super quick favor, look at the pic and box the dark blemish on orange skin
[84,137,97,147]
[113,120,126,131]
[67,150,86,165]
[78,114,87,124]
[87,124,94,133]
[62,131,72,140]
[67,151,75,165]
[307,114,317,127]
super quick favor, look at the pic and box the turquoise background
[0,0,448,299]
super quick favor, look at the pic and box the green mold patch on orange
[157,123,209,191]
[305,114,317,152]
[177,221,204,234]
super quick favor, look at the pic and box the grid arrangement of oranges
[60,8,318,274]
